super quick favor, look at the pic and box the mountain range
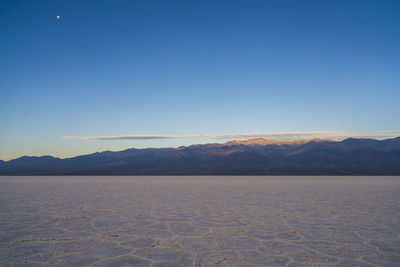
[1,137,400,175]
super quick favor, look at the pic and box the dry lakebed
[0,176,399,266]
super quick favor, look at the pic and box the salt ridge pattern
[0,176,399,266]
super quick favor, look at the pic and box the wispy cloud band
[62,131,400,141]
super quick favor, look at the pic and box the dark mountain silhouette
[1,137,400,175]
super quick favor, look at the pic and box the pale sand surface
[0,176,399,266]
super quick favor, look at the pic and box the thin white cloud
[62,131,400,141]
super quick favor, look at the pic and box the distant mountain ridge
[225,138,327,146]
[1,137,400,175]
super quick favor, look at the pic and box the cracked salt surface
[0,176,399,266]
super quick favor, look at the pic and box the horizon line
[2,133,400,162]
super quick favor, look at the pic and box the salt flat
[0,176,399,266]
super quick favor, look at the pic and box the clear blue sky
[1,0,399,160]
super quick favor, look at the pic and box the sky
[0,0,399,160]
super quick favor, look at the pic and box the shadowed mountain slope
[1,137,400,175]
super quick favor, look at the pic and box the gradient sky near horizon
[1,0,399,160]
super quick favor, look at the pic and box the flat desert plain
[0,176,399,266]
